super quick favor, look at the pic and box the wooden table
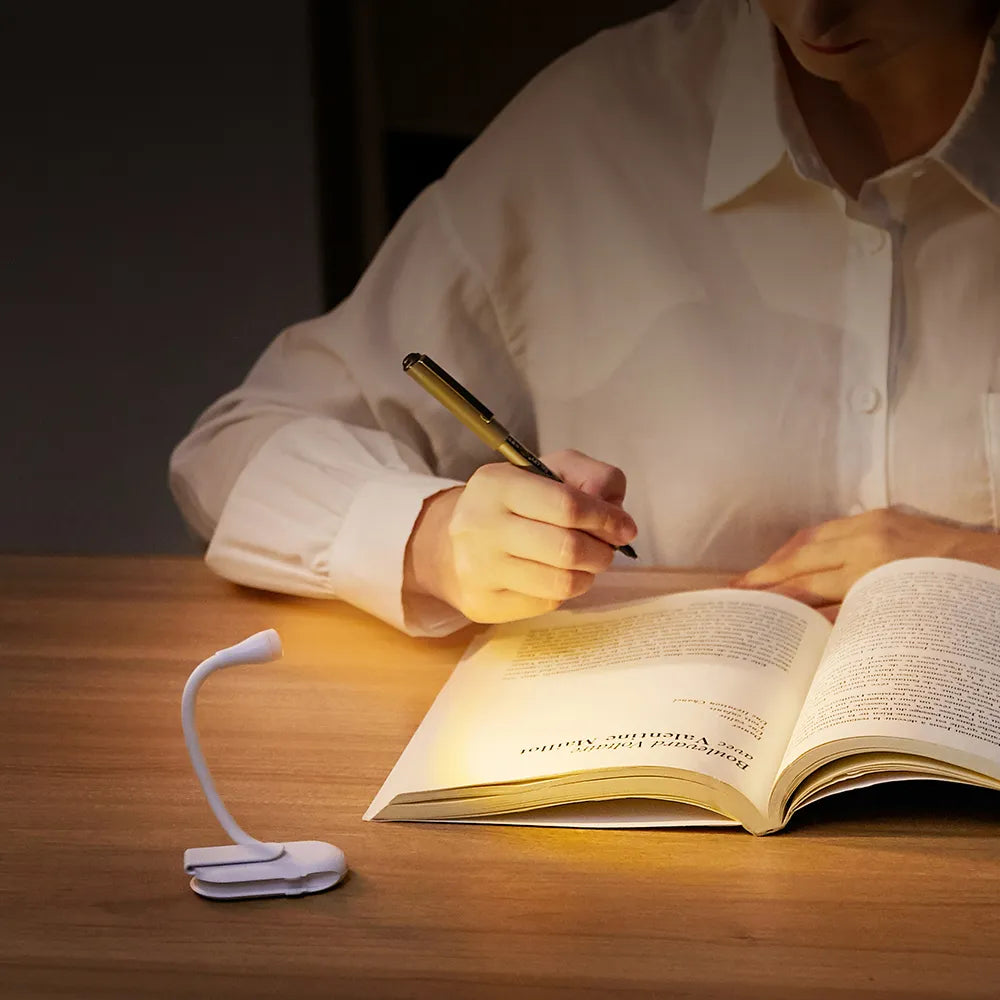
[3,555,1000,999]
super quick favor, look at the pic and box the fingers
[729,508,938,609]
[493,555,596,603]
[489,465,637,548]
[501,513,618,574]
[733,511,894,592]
[731,529,850,605]
[748,525,816,567]
[732,540,845,591]
[752,570,852,607]
[439,460,637,624]
[451,554,596,624]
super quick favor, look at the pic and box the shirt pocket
[982,393,1000,530]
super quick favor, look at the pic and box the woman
[171,0,1000,633]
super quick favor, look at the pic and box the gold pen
[402,352,638,559]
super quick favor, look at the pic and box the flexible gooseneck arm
[180,629,283,848]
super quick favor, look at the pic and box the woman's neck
[781,16,995,198]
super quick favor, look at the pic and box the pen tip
[619,544,638,560]
[402,353,420,371]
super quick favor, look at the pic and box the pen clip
[412,354,494,422]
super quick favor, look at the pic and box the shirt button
[849,385,882,414]
[865,229,887,254]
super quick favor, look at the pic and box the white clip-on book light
[181,629,347,899]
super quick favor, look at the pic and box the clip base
[185,840,347,900]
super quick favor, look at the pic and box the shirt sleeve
[169,183,533,637]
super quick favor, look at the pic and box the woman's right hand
[404,449,637,623]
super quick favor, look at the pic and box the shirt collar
[701,2,785,212]
[931,17,1000,211]
[702,5,1000,213]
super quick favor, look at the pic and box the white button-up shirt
[170,0,1000,636]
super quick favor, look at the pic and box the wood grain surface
[2,555,999,999]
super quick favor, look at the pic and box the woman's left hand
[730,507,1000,617]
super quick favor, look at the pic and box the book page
[366,587,830,822]
[778,557,1000,784]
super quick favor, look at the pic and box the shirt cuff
[325,473,472,637]
[203,416,472,637]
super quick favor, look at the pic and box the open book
[365,557,1000,835]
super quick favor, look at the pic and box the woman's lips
[800,37,866,55]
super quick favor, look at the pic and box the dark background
[3,0,665,555]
